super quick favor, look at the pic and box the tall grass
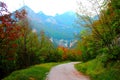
[3,63,59,80]
[75,59,120,80]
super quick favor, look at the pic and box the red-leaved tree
[0,1,26,79]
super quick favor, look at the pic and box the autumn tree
[0,1,25,78]
[15,10,42,68]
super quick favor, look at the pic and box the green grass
[75,59,120,80]
[3,62,60,80]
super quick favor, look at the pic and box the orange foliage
[58,46,82,60]
[70,49,82,55]
[58,46,68,59]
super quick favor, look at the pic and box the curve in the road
[46,62,90,80]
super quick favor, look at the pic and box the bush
[75,58,120,80]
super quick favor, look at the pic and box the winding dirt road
[46,62,90,80]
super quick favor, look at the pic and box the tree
[39,30,59,62]
[15,11,42,68]
[76,0,120,63]
[0,2,25,79]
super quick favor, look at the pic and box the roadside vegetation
[75,58,120,80]
[3,62,61,80]
[75,0,120,80]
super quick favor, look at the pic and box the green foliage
[0,3,63,79]
[67,52,81,61]
[3,63,59,80]
[75,59,120,80]
[75,1,120,79]
[38,31,62,62]
[76,0,120,63]
[15,19,41,69]
[76,38,99,62]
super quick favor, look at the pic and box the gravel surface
[46,62,90,80]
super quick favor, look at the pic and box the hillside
[19,6,84,48]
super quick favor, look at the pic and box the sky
[0,0,103,16]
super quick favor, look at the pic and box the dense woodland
[0,0,120,79]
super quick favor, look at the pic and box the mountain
[19,6,84,48]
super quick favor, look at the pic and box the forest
[0,0,120,80]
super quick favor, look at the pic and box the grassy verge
[75,59,120,80]
[3,62,61,80]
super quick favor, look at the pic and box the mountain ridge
[18,6,84,48]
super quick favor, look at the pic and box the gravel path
[46,62,90,80]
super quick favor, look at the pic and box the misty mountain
[19,6,84,47]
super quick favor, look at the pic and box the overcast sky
[0,0,103,16]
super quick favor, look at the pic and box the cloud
[1,0,23,12]
[76,0,104,17]
[1,0,103,16]
[25,0,77,16]
[1,0,77,16]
